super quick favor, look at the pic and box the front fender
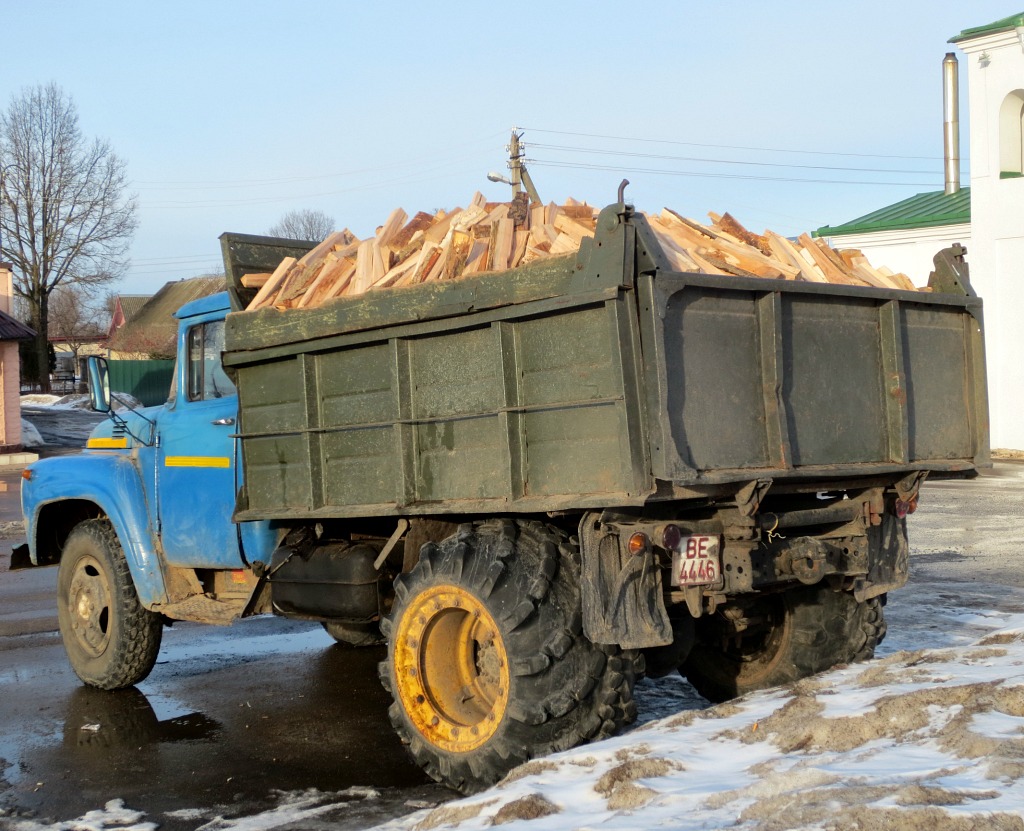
[23,453,167,607]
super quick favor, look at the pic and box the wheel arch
[24,454,168,607]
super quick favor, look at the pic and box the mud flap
[579,513,673,649]
[857,513,909,602]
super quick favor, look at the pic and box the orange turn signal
[627,532,650,556]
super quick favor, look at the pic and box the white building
[818,12,1024,451]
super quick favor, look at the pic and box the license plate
[670,535,721,587]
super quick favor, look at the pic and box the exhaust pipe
[943,52,961,195]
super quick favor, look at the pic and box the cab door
[157,317,243,569]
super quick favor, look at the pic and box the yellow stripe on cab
[87,437,129,449]
[164,456,231,468]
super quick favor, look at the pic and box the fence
[108,360,175,407]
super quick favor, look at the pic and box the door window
[187,321,236,401]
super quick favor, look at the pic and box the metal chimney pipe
[943,52,961,195]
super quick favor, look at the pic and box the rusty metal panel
[901,304,974,460]
[237,357,305,434]
[408,326,507,502]
[781,296,887,466]
[317,343,399,506]
[516,305,634,496]
[244,435,312,511]
[661,288,770,470]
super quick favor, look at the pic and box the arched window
[999,90,1024,177]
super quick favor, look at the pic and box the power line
[137,158,490,210]
[527,142,938,175]
[528,159,940,187]
[519,126,939,161]
[130,131,506,192]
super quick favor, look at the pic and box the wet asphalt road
[0,562,449,830]
[2,405,1023,829]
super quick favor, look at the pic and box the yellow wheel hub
[393,584,510,753]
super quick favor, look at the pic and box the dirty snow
[376,616,1024,831]
[18,419,42,448]
[21,393,143,412]
[20,394,93,411]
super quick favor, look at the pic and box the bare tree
[0,83,137,391]
[49,284,107,367]
[267,208,335,241]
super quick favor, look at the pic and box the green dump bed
[222,204,988,522]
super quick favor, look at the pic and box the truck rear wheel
[380,519,639,793]
[57,519,163,690]
[682,583,885,702]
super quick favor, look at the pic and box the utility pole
[488,129,542,205]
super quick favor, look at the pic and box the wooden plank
[444,229,473,280]
[852,263,897,290]
[423,209,460,246]
[660,211,795,279]
[812,237,868,286]
[297,255,352,308]
[553,213,594,245]
[462,239,491,275]
[509,229,530,269]
[349,240,378,296]
[711,211,772,256]
[248,257,297,310]
[488,217,514,271]
[292,254,338,307]
[877,266,916,291]
[530,204,546,230]
[395,242,442,287]
[320,260,358,302]
[240,272,271,289]
[376,208,408,249]
[765,233,827,282]
[647,220,702,272]
[797,234,863,285]
[548,232,578,256]
[296,230,355,268]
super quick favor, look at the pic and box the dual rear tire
[682,583,886,702]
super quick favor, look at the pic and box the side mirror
[86,356,111,413]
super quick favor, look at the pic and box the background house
[0,263,36,452]
[106,294,152,342]
[107,276,222,360]
[817,12,1024,451]
[104,275,223,406]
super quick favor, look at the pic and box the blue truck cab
[20,292,284,687]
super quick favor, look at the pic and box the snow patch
[371,615,1024,831]
[20,419,43,447]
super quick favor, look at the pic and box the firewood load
[242,193,919,312]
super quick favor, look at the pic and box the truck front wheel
[57,519,163,690]
[380,519,639,793]
[682,583,885,702]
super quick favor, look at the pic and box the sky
[0,1,1018,298]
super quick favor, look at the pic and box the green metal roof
[949,13,1024,43]
[815,188,970,238]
